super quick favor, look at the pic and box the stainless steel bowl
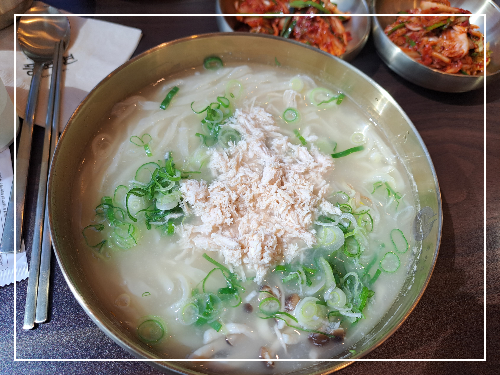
[49,33,441,374]
[216,0,371,61]
[372,0,500,92]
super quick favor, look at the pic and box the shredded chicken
[180,107,338,283]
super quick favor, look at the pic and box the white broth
[73,62,419,371]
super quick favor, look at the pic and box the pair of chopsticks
[23,40,64,329]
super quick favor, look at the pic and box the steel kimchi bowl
[48,33,441,374]
[216,0,371,61]
[372,0,500,92]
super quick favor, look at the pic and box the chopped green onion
[391,229,409,253]
[178,301,199,325]
[160,86,179,110]
[289,1,330,14]
[425,18,450,32]
[282,19,297,38]
[225,80,243,99]
[82,224,106,253]
[111,222,137,249]
[317,225,345,251]
[283,108,299,123]
[209,320,223,332]
[405,36,416,47]
[275,57,281,66]
[343,236,361,258]
[387,22,406,35]
[325,287,347,309]
[369,268,382,285]
[294,129,307,145]
[331,145,365,158]
[217,96,230,108]
[203,56,223,70]
[135,162,161,183]
[380,252,400,273]
[318,93,345,106]
[142,292,151,297]
[130,134,153,157]
[294,296,326,329]
[259,296,281,316]
[137,319,165,343]
[218,127,241,148]
[318,257,336,288]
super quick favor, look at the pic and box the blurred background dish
[216,0,371,61]
[0,0,33,30]
[372,0,500,92]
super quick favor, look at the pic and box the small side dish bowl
[372,0,500,92]
[216,0,371,61]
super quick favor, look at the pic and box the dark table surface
[1,0,498,374]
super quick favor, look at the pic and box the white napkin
[0,2,143,132]
[0,148,25,287]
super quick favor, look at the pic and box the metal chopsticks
[23,40,64,329]
[35,40,64,324]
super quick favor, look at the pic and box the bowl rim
[49,31,442,369]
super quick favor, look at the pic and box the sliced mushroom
[190,338,228,359]
[308,333,331,347]
[333,327,345,340]
[243,302,253,313]
[284,293,300,312]
[225,334,240,346]
[259,346,275,369]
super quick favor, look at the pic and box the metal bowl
[49,33,441,374]
[216,0,371,61]
[372,0,500,92]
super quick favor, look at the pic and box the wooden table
[2,1,497,374]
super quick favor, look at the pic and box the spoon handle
[16,61,44,253]
[20,61,45,330]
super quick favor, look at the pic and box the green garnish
[275,57,282,66]
[390,229,409,253]
[203,56,223,70]
[289,1,331,14]
[387,22,406,35]
[318,93,345,106]
[372,181,402,208]
[281,19,297,38]
[137,319,165,343]
[218,127,242,148]
[283,108,299,123]
[259,296,281,316]
[130,133,153,157]
[380,252,400,273]
[82,224,106,253]
[425,18,451,32]
[331,145,364,158]
[294,129,307,145]
[142,292,151,297]
[160,86,179,110]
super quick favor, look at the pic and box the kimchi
[234,0,352,56]
[384,0,490,75]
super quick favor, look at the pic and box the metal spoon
[17,4,70,330]
[16,4,70,253]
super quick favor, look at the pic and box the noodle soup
[73,61,419,371]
